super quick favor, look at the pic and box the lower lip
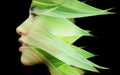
[19,45,28,52]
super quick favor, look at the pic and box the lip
[18,38,28,52]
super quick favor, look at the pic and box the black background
[1,0,119,75]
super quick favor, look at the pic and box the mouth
[18,38,28,52]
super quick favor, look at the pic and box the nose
[16,26,28,35]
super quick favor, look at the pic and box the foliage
[20,0,113,75]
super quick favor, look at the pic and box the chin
[20,55,38,66]
[20,48,42,66]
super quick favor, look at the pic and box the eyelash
[31,13,38,17]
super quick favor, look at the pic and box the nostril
[17,31,23,35]
[16,27,28,35]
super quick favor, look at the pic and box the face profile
[16,15,43,66]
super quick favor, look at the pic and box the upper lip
[18,38,28,46]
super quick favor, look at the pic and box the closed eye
[31,13,38,17]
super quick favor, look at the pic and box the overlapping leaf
[32,0,112,18]
[19,15,108,73]
[18,0,111,75]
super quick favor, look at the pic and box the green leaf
[28,15,92,44]
[33,47,84,75]
[58,64,83,75]
[32,0,113,18]
[71,45,96,58]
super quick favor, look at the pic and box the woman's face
[16,17,41,66]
